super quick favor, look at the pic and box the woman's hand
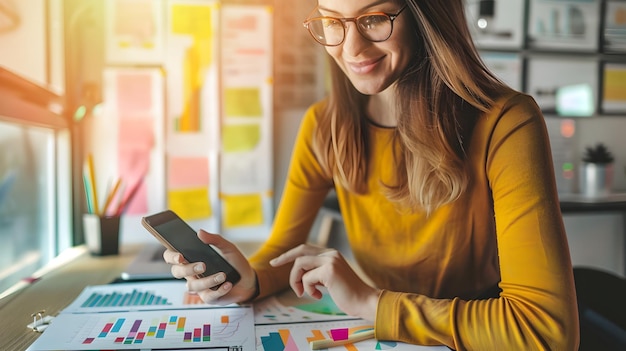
[270,244,380,321]
[163,230,257,305]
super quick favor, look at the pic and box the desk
[0,245,137,350]
[2,242,446,351]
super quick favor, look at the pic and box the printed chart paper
[27,306,254,350]
[27,283,450,350]
[254,291,355,324]
[254,291,449,350]
[62,281,217,313]
[255,320,444,351]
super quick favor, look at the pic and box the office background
[0,0,625,296]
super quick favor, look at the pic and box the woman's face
[317,0,416,96]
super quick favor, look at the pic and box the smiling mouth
[347,56,384,74]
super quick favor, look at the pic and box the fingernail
[215,274,225,284]
[194,264,204,273]
[222,282,231,291]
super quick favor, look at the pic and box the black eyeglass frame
[302,5,408,47]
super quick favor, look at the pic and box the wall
[0,0,46,86]
[0,0,64,94]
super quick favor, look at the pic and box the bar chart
[81,314,213,345]
[27,306,255,350]
[80,289,172,307]
[63,281,209,313]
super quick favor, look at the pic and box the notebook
[120,243,173,281]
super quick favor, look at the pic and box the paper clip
[27,310,54,333]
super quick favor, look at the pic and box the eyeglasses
[303,5,407,47]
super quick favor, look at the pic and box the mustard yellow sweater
[248,93,579,350]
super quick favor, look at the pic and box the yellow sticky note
[222,124,260,153]
[168,188,212,220]
[224,87,263,117]
[171,4,212,38]
[222,193,264,228]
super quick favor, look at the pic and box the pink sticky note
[330,328,349,341]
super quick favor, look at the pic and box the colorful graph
[63,281,213,313]
[254,291,352,324]
[82,314,217,345]
[261,329,300,350]
[28,307,256,350]
[296,293,347,316]
[253,319,435,351]
[80,289,172,307]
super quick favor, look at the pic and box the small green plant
[582,143,614,164]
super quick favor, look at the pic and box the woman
[165,0,580,349]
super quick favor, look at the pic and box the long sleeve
[372,93,579,350]
[247,102,333,300]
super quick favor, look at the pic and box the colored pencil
[309,329,375,350]
[82,174,94,214]
[101,178,122,216]
[86,154,100,215]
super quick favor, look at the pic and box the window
[0,67,72,294]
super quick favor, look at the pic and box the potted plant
[579,142,615,197]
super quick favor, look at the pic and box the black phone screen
[144,210,241,287]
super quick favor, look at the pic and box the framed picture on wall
[465,0,525,49]
[480,51,524,91]
[603,0,626,53]
[526,55,598,116]
[105,0,165,65]
[527,0,601,52]
[600,62,626,114]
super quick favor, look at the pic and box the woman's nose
[341,22,370,55]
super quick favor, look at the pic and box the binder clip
[27,310,54,333]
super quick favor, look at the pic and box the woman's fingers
[270,243,328,266]
[271,244,341,298]
[161,231,258,306]
[170,261,205,279]
[162,248,184,264]
[189,279,235,305]
[186,272,228,291]
[288,254,332,299]
[163,248,195,279]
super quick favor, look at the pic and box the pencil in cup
[309,328,375,350]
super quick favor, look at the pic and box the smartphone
[141,209,241,289]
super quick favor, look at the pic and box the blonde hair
[313,0,510,213]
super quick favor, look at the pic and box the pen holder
[82,213,120,256]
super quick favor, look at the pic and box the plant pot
[578,162,614,198]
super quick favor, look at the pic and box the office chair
[574,266,626,350]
